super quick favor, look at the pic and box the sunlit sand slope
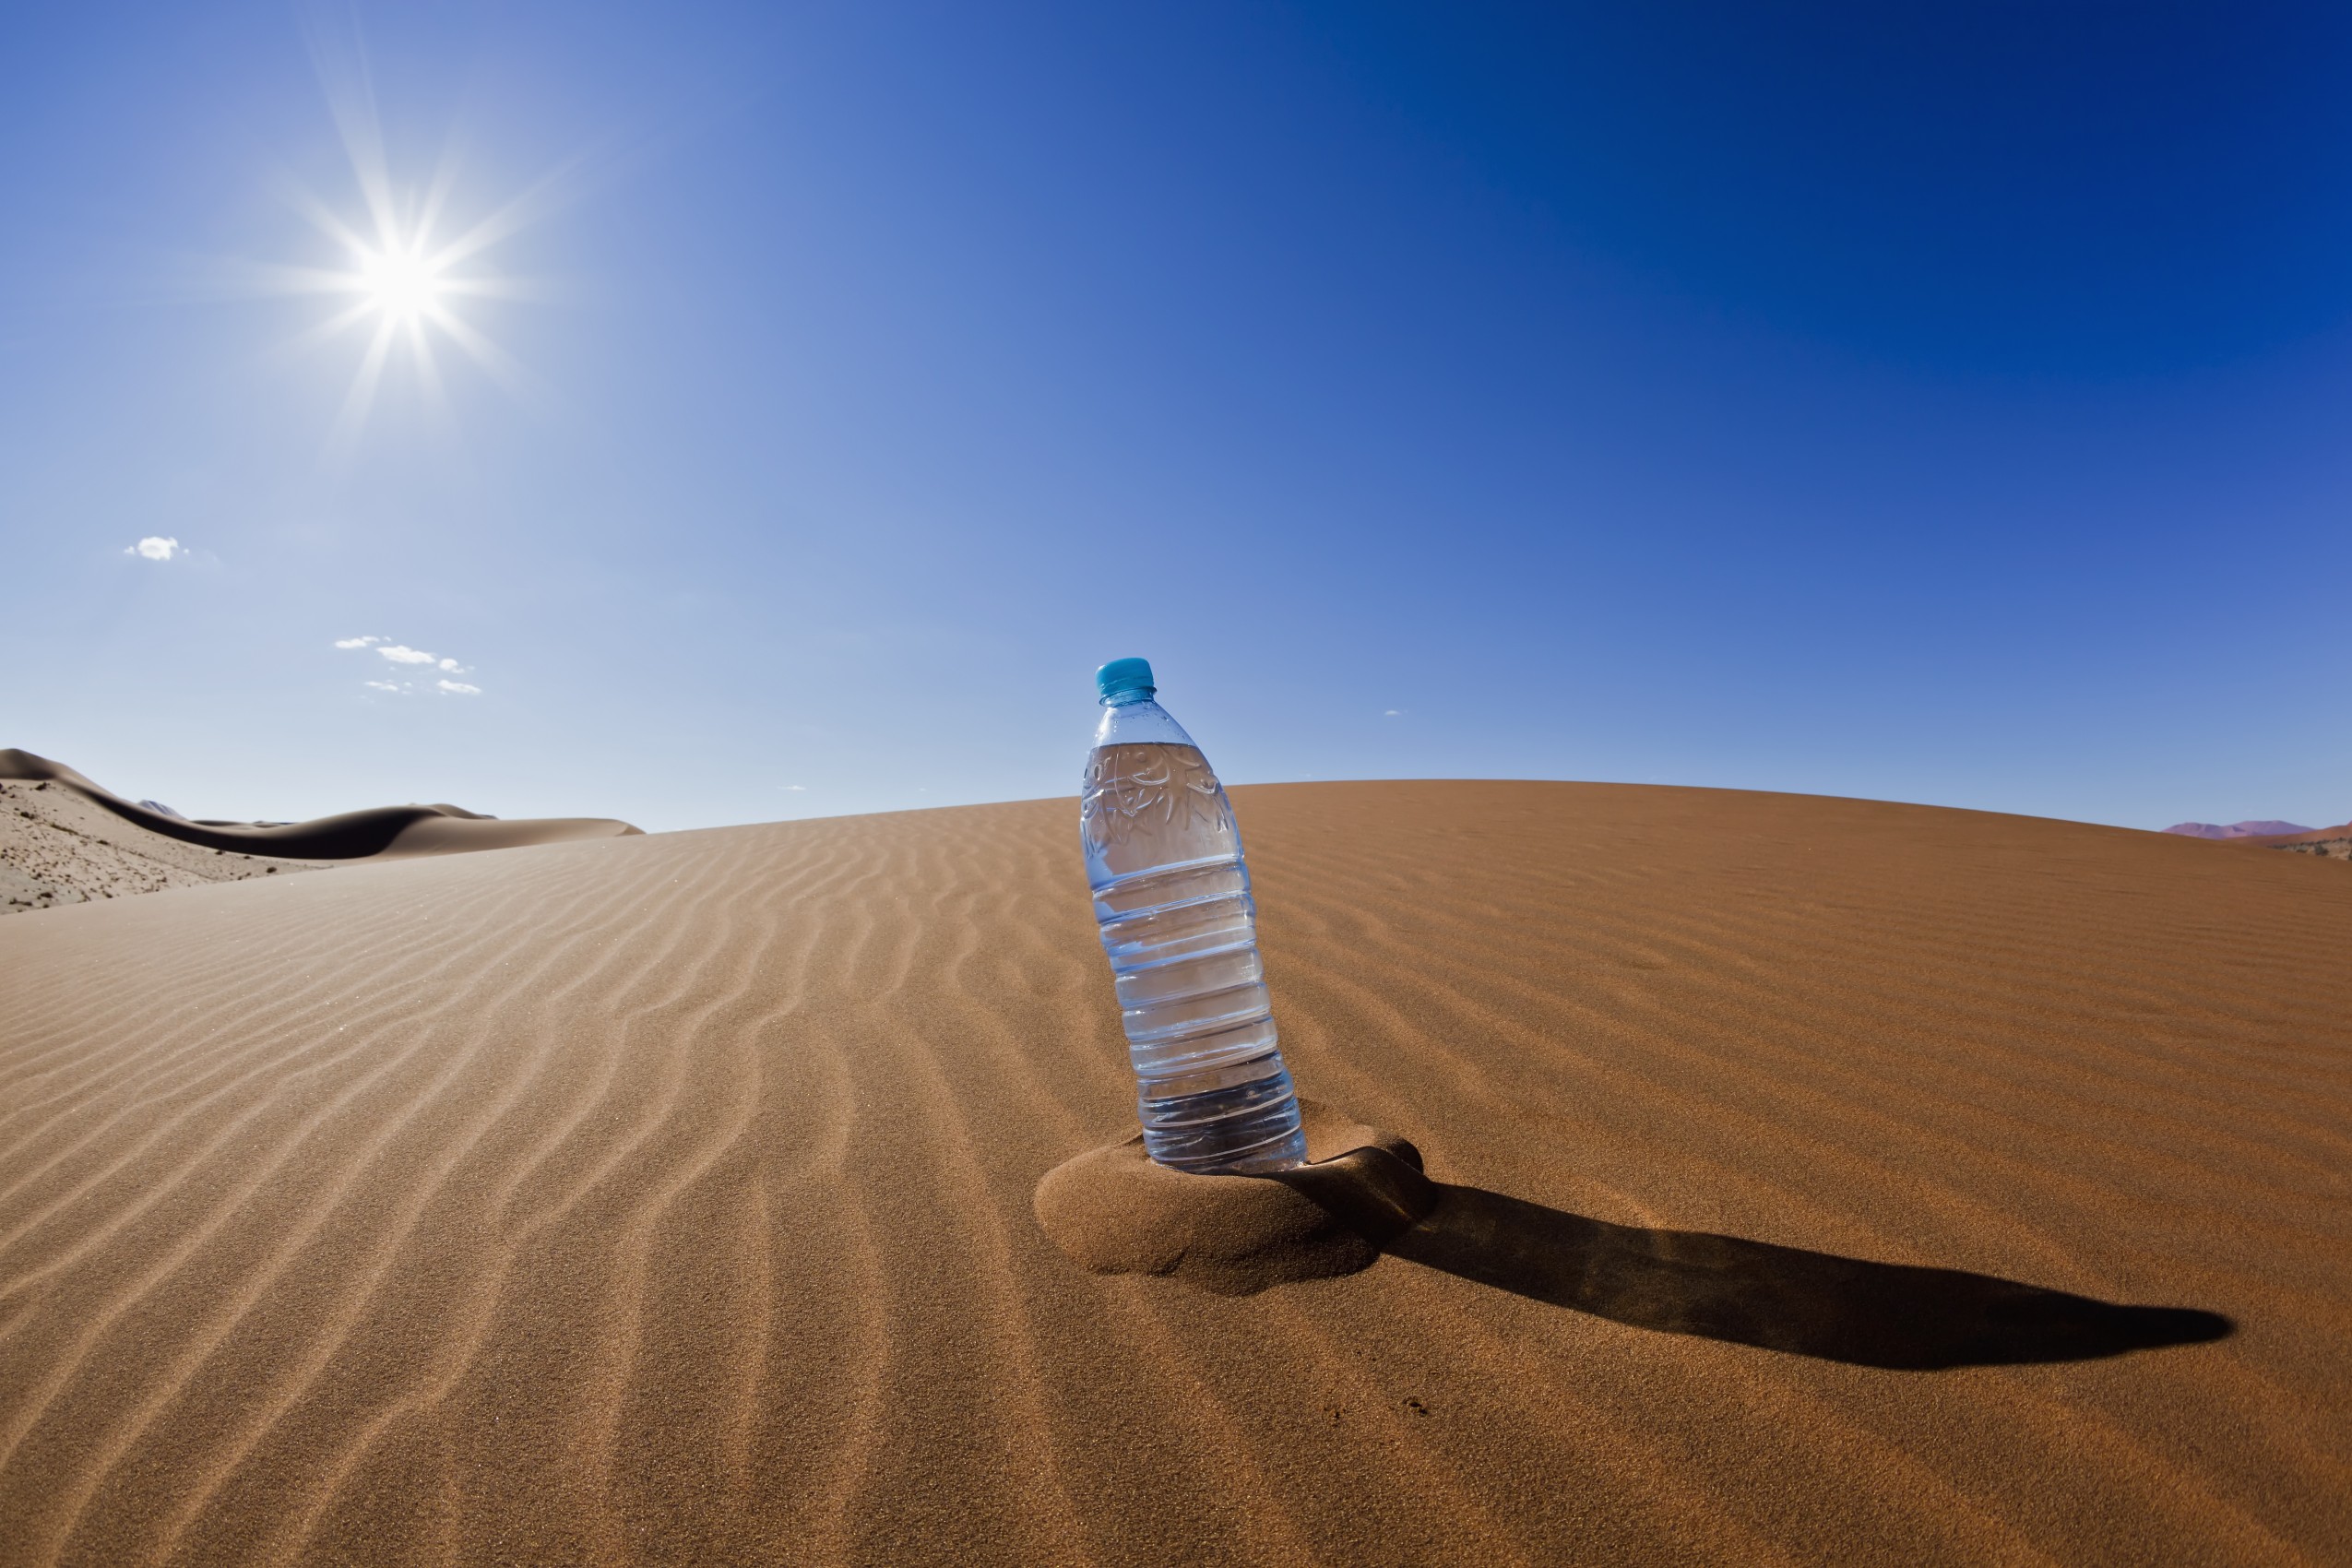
[1,783,2346,1566]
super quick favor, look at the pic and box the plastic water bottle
[1080,658,1308,1174]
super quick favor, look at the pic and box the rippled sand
[1,782,2345,1565]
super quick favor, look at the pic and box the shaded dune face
[0,783,2346,1566]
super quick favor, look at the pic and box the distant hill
[2160,817,2352,863]
[2239,824,2352,862]
[2164,820,2315,839]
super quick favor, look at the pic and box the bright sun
[358,244,444,321]
[273,192,532,457]
[254,22,564,457]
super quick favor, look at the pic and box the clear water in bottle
[1079,658,1308,1174]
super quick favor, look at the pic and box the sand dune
[2,778,324,915]
[1,782,2346,1565]
[0,750,642,915]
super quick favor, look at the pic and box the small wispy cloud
[1383,708,1404,717]
[339,636,484,696]
[128,537,182,561]
[782,785,808,792]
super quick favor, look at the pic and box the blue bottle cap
[1095,657,1156,704]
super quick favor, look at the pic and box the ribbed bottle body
[1081,738,1306,1172]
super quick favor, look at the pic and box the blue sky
[6,2,2348,832]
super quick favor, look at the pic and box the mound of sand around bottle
[1034,1099,1439,1294]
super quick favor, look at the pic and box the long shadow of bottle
[1277,1145,2232,1371]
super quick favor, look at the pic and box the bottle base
[1137,1063,1308,1175]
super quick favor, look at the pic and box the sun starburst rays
[249,18,565,459]
[282,183,540,458]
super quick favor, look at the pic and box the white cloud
[783,785,808,791]
[339,636,481,695]
[1384,708,1403,717]
[129,537,181,561]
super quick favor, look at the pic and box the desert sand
[1,781,2346,1565]
[0,750,643,915]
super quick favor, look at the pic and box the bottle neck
[1092,696,1196,749]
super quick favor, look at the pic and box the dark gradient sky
[6,2,2347,831]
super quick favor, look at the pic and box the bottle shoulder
[1091,698,1196,749]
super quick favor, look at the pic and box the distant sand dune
[1,776,323,914]
[1,747,640,862]
[0,783,2346,1564]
